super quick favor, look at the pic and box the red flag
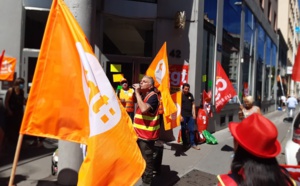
[202,90,212,117]
[215,61,237,112]
[20,0,145,185]
[0,50,5,71]
[292,44,300,81]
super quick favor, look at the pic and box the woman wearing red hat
[217,113,297,186]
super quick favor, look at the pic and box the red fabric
[215,62,237,112]
[197,109,208,132]
[292,44,300,82]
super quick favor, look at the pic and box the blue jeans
[181,116,195,146]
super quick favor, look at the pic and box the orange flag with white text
[0,55,16,81]
[20,0,145,185]
[146,42,177,130]
[164,91,181,129]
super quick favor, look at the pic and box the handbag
[194,130,206,144]
[202,130,218,144]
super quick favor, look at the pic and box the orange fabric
[146,42,177,130]
[164,91,181,129]
[20,0,145,185]
[0,55,16,81]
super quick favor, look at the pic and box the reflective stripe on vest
[133,91,160,140]
[119,88,134,112]
[217,174,237,186]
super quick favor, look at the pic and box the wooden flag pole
[8,134,24,186]
[237,96,246,118]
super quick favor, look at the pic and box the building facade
[0,0,283,132]
[277,0,300,97]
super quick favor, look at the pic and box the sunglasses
[121,81,128,84]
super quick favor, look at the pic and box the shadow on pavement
[0,174,27,185]
[151,165,179,186]
[220,144,234,152]
[174,169,217,186]
[0,138,58,167]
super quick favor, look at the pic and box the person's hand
[120,99,125,103]
[238,108,244,120]
[132,83,140,93]
[180,116,184,122]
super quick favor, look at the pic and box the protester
[217,113,297,186]
[180,83,200,150]
[286,94,298,118]
[132,75,160,185]
[238,95,261,120]
[4,77,26,146]
[280,95,287,111]
[117,77,135,121]
[0,98,5,154]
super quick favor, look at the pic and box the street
[0,109,292,186]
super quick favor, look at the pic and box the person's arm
[5,88,13,115]
[192,102,196,119]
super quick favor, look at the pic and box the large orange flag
[0,54,16,81]
[146,42,177,130]
[20,0,145,185]
[165,91,181,129]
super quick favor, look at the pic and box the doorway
[22,49,39,97]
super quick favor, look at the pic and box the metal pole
[57,1,96,185]
[212,0,224,107]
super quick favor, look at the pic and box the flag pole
[237,96,246,118]
[8,134,24,186]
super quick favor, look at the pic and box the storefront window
[242,6,255,97]
[222,0,242,101]
[256,23,265,101]
[264,36,271,100]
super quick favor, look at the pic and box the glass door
[22,49,39,97]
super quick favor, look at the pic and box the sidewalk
[0,109,291,186]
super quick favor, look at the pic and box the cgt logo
[215,77,227,101]
[155,59,166,84]
[77,42,121,137]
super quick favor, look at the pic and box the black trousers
[137,139,155,184]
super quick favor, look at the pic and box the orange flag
[165,91,181,129]
[146,42,177,130]
[0,54,16,81]
[20,0,145,185]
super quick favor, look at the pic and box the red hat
[229,113,281,158]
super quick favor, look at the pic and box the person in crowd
[117,77,135,121]
[4,77,26,146]
[132,75,160,185]
[217,113,297,186]
[238,95,261,120]
[0,98,6,154]
[180,83,200,150]
[280,95,287,111]
[286,94,298,118]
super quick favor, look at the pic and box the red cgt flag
[292,44,300,82]
[215,61,237,112]
[202,90,212,117]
